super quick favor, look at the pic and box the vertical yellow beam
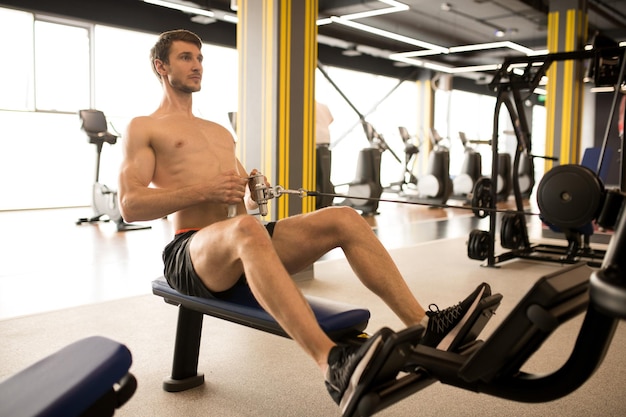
[238,1,316,219]
[545,11,558,172]
[545,1,588,170]
[301,0,317,214]
[276,0,317,218]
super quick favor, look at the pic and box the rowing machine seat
[152,276,370,392]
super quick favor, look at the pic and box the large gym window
[315,66,419,187]
[0,8,34,110]
[0,10,90,113]
[34,20,90,112]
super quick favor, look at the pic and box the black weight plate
[467,229,490,260]
[536,164,603,229]
[500,212,524,249]
[471,177,492,218]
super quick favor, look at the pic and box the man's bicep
[120,146,155,189]
[120,123,156,189]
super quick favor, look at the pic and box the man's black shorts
[162,222,276,301]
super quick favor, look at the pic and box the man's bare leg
[189,215,335,370]
[273,206,493,351]
[271,206,426,326]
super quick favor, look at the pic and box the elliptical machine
[401,128,453,205]
[336,122,386,215]
[76,109,149,232]
[387,126,420,192]
[452,131,487,201]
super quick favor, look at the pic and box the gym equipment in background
[316,143,335,209]
[467,45,625,267]
[451,132,487,201]
[401,128,453,206]
[335,122,389,215]
[387,126,420,192]
[76,110,149,232]
[317,60,417,215]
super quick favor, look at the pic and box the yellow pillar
[545,0,588,170]
[237,0,317,219]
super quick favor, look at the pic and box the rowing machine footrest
[348,292,502,417]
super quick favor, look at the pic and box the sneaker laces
[326,347,357,392]
[427,303,462,334]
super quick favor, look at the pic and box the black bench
[152,276,371,392]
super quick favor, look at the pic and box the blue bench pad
[0,336,133,417]
[152,277,370,338]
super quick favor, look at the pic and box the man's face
[161,40,203,93]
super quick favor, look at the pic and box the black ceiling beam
[516,0,549,14]
[0,0,236,48]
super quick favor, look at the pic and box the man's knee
[328,205,364,223]
[231,215,270,241]
[318,206,367,232]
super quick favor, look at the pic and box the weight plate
[471,177,493,218]
[537,164,603,229]
[467,229,490,260]
[500,212,525,249]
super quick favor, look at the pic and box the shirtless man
[118,29,491,413]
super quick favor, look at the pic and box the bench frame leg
[163,305,205,392]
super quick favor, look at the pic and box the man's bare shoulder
[125,114,161,134]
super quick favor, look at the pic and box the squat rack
[468,45,626,267]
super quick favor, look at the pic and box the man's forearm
[119,185,205,222]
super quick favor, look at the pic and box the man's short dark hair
[150,29,202,81]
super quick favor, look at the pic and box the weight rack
[467,45,626,267]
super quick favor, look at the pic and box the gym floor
[0,195,542,320]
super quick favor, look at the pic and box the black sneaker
[420,283,491,350]
[325,328,390,413]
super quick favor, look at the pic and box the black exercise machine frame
[473,46,626,267]
[346,203,626,416]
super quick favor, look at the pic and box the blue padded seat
[152,276,370,338]
[152,276,370,392]
[0,336,135,417]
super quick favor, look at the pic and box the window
[34,20,90,112]
[316,66,418,187]
[0,8,34,110]
[94,26,161,116]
